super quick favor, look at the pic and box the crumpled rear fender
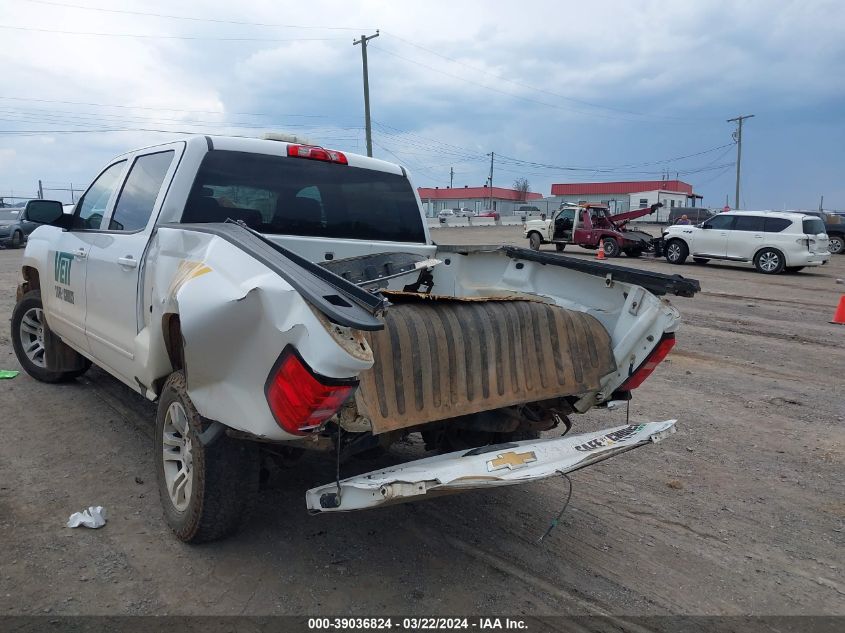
[145,227,374,440]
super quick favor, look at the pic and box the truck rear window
[182,150,426,243]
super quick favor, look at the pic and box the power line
[0,95,326,118]
[371,43,707,126]
[0,107,361,134]
[20,0,370,31]
[0,24,348,41]
[383,32,712,124]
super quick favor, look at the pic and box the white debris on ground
[66,506,107,529]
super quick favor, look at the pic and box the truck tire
[829,235,844,255]
[528,232,542,251]
[555,242,566,252]
[754,248,785,274]
[156,371,259,543]
[602,237,620,258]
[665,239,688,265]
[11,290,91,383]
[11,231,23,248]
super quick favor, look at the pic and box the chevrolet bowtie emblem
[487,450,537,472]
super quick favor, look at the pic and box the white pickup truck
[12,136,699,542]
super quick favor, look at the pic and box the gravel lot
[0,225,843,619]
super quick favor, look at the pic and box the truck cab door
[84,146,180,386]
[573,209,593,245]
[552,208,575,242]
[45,160,128,354]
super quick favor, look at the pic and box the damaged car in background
[12,135,699,542]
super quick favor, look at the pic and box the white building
[549,180,702,223]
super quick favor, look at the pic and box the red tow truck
[524,202,663,257]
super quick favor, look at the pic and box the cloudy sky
[1,0,843,209]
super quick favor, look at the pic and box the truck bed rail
[163,221,386,330]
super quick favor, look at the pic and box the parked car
[477,209,500,220]
[0,210,22,247]
[437,208,455,219]
[10,135,697,542]
[454,207,476,217]
[662,211,830,273]
[0,200,64,248]
[668,207,714,225]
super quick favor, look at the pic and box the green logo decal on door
[54,251,73,285]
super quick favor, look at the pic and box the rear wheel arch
[753,246,786,274]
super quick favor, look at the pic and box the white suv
[662,211,830,274]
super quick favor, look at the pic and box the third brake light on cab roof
[287,144,348,164]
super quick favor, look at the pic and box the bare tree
[513,177,530,201]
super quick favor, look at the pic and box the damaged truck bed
[14,135,699,541]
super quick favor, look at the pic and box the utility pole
[487,152,494,211]
[353,30,379,157]
[819,195,824,212]
[37,180,43,199]
[727,114,754,210]
[450,167,454,189]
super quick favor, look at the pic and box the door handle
[74,248,87,260]
[117,255,138,268]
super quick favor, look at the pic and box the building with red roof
[417,185,542,216]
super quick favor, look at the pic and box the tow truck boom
[610,202,663,226]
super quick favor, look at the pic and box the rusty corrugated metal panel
[356,300,616,434]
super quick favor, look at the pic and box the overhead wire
[0,95,325,118]
[19,0,371,31]
[0,24,349,41]
[383,32,712,124]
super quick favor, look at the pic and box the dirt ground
[0,225,843,619]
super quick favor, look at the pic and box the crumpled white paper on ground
[66,506,107,529]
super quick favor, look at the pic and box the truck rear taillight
[287,144,348,164]
[619,333,676,391]
[265,347,357,435]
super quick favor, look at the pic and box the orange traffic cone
[831,296,845,325]
[597,239,606,260]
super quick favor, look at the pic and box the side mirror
[24,200,65,225]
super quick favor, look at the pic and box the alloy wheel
[759,251,780,272]
[18,307,46,367]
[162,402,194,512]
[667,243,681,262]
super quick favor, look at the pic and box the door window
[703,215,735,230]
[109,151,175,231]
[732,215,765,231]
[73,161,126,230]
[764,217,791,233]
